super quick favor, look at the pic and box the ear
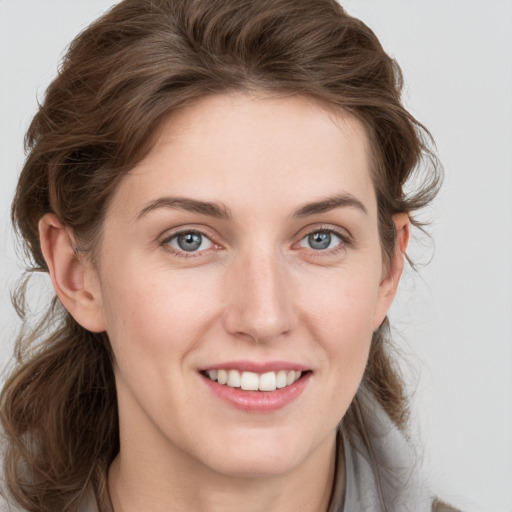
[39,213,106,333]
[372,213,410,330]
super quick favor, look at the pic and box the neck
[108,433,339,512]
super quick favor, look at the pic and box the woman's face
[88,94,401,478]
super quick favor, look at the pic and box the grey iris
[177,232,202,251]
[308,232,331,250]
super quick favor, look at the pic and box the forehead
[109,93,377,220]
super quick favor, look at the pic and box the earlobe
[373,213,410,329]
[39,213,106,333]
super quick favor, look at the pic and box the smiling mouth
[202,369,305,392]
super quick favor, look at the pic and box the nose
[223,249,294,343]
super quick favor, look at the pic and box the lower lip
[201,373,311,413]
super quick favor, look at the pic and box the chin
[194,429,323,479]
[206,452,303,479]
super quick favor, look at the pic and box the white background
[1,1,511,511]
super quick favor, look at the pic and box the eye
[166,231,213,253]
[299,230,343,251]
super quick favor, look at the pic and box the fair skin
[39,94,408,512]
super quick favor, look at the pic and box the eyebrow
[137,193,367,221]
[292,194,367,217]
[137,197,232,220]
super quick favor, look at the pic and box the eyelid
[167,231,213,252]
[159,225,222,256]
[157,223,353,258]
[295,223,353,242]
[293,224,354,253]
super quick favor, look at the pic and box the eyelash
[160,226,353,258]
[161,229,217,258]
[297,227,353,256]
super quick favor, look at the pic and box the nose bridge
[224,243,293,342]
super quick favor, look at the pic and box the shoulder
[0,454,23,511]
[342,390,466,512]
[0,465,23,512]
[0,482,28,512]
[0,494,24,512]
[432,498,462,512]
[0,490,98,512]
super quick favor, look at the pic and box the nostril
[222,260,294,342]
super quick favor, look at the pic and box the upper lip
[200,360,310,373]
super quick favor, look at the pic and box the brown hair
[1,0,441,510]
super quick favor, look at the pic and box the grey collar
[330,390,433,512]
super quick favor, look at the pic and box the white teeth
[205,368,305,391]
[259,371,276,391]
[227,369,241,388]
[276,370,287,389]
[240,371,259,391]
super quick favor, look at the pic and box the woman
[0,0,457,510]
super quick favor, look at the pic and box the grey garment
[336,433,433,512]
[329,390,434,512]
[76,487,100,512]
[0,489,99,512]
[0,391,449,512]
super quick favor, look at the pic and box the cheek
[298,265,380,385]
[300,263,381,336]
[99,264,219,359]
[313,287,375,368]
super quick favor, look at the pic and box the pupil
[178,233,202,251]
[309,232,331,250]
